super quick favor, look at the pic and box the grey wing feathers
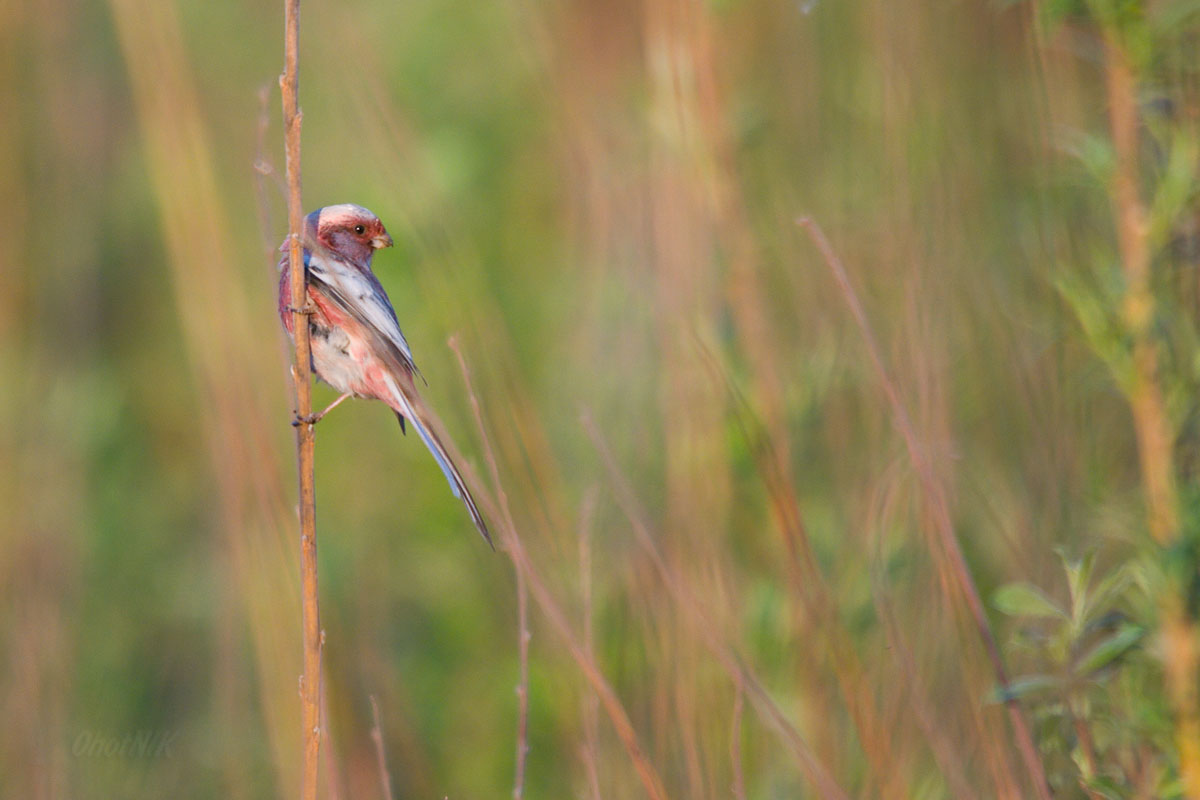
[305,247,491,548]
[304,248,421,377]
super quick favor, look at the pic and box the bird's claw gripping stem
[291,394,351,428]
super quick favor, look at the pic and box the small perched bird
[278,203,492,548]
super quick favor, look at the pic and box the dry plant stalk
[797,218,1052,800]
[582,413,851,800]
[578,487,604,800]
[513,557,531,799]
[445,339,531,800]
[369,696,397,800]
[449,339,671,800]
[109,0,308,791]
[730,683,747,800]
[694,335,906,797]
[280,0,322,797]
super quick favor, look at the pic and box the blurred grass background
[3,0,1200,797]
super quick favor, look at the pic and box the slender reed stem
[796,217,1052,800]
[513,555,531,799]
[369,696,396,800]
[1104,39,1178,548]
[582,413,851,800]
[444,343,530,799]
[578,487,603,800]
[730,683,746,800]
[449,339,670,800]
[693,334,903,795]
[1102,36,1200,797]
[280,2,321,798]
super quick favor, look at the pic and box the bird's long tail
[382,373,493,549]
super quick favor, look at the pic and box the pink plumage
[278,204,492,548]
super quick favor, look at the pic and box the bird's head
[306,204,394,267]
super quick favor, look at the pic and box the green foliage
[995,552,1174,797]
[5,0,1200,796]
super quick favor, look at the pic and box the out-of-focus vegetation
[4,0,1200,797]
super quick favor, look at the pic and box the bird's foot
[291,393,352,427]
[286,302,318,315]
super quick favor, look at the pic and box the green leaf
[1076,624,1145,675]
[1159,776,1187,799]
[1041,0,1090,28]
[993,582,1068,620]
[1148,132,1200,254]
[1082,774,1129,800]
[989,674,1063,703]
[1055,128,1115,184]
[1084,565,1132,622]
[1062,550,1096,622]
[1053,268,1134,390]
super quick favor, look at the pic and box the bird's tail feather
[383,374,493,549]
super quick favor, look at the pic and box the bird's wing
[303,245,420,376]
[302,242,491,547]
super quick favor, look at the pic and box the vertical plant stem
[109,0,308,791]
[450,337,530,800]
[1104,36,1200,798]
[694,335,905,796]
[370,696,397,800]
[730,682,747,800]
[449,339,671,800]
[582,413,852,800]
[797,218,1052,800]
[578,487,603,800]
[1105,38,1178,547]
[513,559,531,799]
[281,1,321,798]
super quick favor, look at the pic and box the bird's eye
[354,224,366,235]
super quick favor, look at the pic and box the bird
[278,203,492,548]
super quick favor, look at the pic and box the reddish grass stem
[449,339,671,800]
[513,553,531,799]
[582,413,850,800]
[730,683,747,800]
[280,2,321,798]
[445,341,530,799]
[369,696,396,800]
[578,487,603,800]
[796,217,1052,800]
[693,334,904,795]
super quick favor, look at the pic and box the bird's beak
[371,233,394,249]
